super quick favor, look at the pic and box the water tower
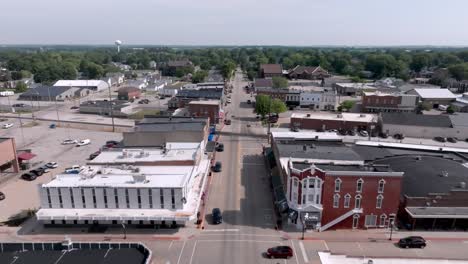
[115,40,122,53]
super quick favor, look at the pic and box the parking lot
[0,120,121,222]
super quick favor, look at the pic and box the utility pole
[107,83,115,132]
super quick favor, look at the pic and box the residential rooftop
[176,89,223,99]
[188,100,220,106]
[276,141,363,164]
[291,112,377,123]
[260,64,283,74]
[53,80,106,87]
[411,88,456,99]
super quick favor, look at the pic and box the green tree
[338,100,355,112]
[221,60,236,80]
[448,64,468,81]
[255,95,271,118]
[192,70,208,83]
[272,76,288,89]
[410,53,431,72]
[446,105,455,114]
[15,81,28,93]
[270,99,287,114]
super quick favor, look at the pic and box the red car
[266,246,293,259]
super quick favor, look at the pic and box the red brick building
[362,92,417,113]
[290,112,378,132]
[288,65,330,80]
[188,100,222,124]
[117,87,141,101]
[0,138,19,173]
[260,64,283,78]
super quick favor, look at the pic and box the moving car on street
[2,123,13,129]
[76,139,91,147]
[212,161,222,172]
[265,246,293,259]
[62,139,78,145]
[212,208,223,224]
[398,236,426,249]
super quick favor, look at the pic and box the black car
[215,143,224,152]
[89,151,101,160]
[30,168,46,176]
[378,132,389,138]
[21,173,37,181]
[434,136,446,142]
[290,126,299,132]
[338,129,347,136]
[212,161,222,172]
[347,130,356,136]
[393,133,405,140]
[0,191,5,201]
[247,100,251,104]
[447,137,458,143]
[398,236,426,249]
[212,208,223,224]
[70,106,79,110]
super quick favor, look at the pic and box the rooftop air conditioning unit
[360,114,366,118]
[337,114,343,118]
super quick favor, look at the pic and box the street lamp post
[121,221,127,239]
[301,213,307,240]
[389,220,395,241]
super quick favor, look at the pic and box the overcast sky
[2,0,468,46]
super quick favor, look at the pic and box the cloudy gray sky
[2,0,468,46]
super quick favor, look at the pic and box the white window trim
[352,214,360,229]
[344,194,351,208]
[380,214,387,227]
[376,194,384,209]
[365,214,378,227]
[335,178,342,192]
[355,194,362,209]
[378,179,385,193]
[356,178,364,193]
[333,194,340,208]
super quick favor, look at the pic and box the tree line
[3,47,468,84]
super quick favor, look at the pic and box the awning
[406,207,468,219]
[17,152,36,161]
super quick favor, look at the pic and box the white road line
[189,240,198,264]
[202,229,240,232]
[290,240,300,264]
[104,248,112,258]
[199,233,280,238]
[176,240,186,264]
[299,241,309,263]
[168,241,174,250]
[322,240,330,251]
[197,239,281,243]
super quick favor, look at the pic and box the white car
[2,123,13,129]
[65,165,83,174]
[62,139,78,145]
[76,139,91,147]
[45,162,58,169]
[227,99,232,103]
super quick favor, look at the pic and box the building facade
[0,138,19,173]
[260,64,283,78]
[362,92,418,113]
[187,100,222,124]
[288,65,330,80]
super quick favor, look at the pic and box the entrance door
[352,214,359,229]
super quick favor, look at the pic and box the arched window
[376,194,384,209]
[355,194,362,209]
[356,179,364,193]
[335,178,342,192]
[380,214,387,227]
[344,194,351,208]
[378,179,385,193]
[333,194,340,208]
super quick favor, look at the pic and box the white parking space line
[189,240,198,264]
[322,240,330,251]
[290,240,300,264]
[202,229,240,232]
[176,240,186,264]
[299,241,309,263]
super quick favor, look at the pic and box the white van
[76,139,91,147]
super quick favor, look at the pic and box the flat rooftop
[291,112,377,123]
[271,130,342,141]
[43,165,196,188]
[276,141,363,163]
[89,143,200,164]
[0,242,149,264]
[188,100,220,106]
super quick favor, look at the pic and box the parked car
[378,132,389,138]
[434,136,446,143]
[247,100,251,104]
[106,140,119,145]
[138,99,150,104]
[212,208,223,224]
[76,139,91,147]
[338,129,347,136]
[447,137,458,143]
[359,130,369,137]
[290,126,299,132]
[393,133,405,140]
[62,139,78,145]
[224,119,231,125]
[70,106,79,110]
[12,103,26,107]
[347,130,356,136]
[266,246,293,259]
[2,123,13,129]
[212,161,222,172]
[227,99,232,104]
[21,172,37,181]
[398,236,426,249]
[38,166,50,173]
[89,151,101,160]
[29,168,46,176]
[215,143,224,152]
[45,162,58,168]
[0,191,5,201]
[65,165,82,174]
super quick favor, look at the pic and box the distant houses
[18,86,90,101]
